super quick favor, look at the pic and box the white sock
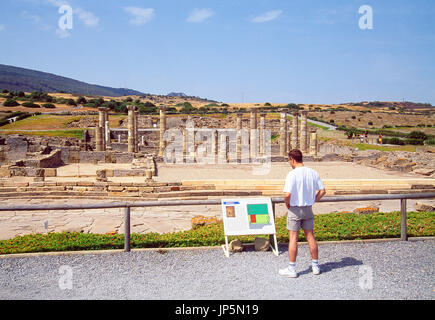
[289,262,296,269]
[312,259,319,265]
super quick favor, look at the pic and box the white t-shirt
[283,166,325,207]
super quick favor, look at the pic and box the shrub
[76,96,87,105]
[368,121,373,125]
[407,131,427,141]
[28,91,54,102]
[351,115,356,119]
[425,138,435,145]
[180,102,195,114]
[329,119,334,123]
[21,102,41,108]
[3,99,19,107]
[404,139,424,145]
[42,103,56,109]
[139,105,157,114]
[66,99,76,106]
[384,137,404,145]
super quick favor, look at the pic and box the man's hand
[315,189,326,202]
[284,192,291,209]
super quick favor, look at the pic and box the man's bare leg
[288,231,299,263]
[304,229,321,274]
[303,229,318,260]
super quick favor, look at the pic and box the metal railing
[0,192,434,252]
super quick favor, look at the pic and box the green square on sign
[247,204,268,215]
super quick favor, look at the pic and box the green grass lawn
[0,129,84,139]
[349,143,417,152]
[0,211,433,255]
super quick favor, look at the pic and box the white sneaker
[312,263,321,275]
[279,266,297,278]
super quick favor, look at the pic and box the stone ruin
[1,106,433,182]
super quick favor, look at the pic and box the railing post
[124,206,131,252]
[400,199,407,241]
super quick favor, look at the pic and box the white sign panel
[221,198,276,236]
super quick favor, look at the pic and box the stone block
[108,186,124,192]
[411,184,435,190]
[254,238,270,251]
[44,168,57,177]
[228,239,243,252]
[414,202,434,212]
[0,166,11,178]
[106,169,114,177]
[77,181,94,187]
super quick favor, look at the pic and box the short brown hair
[288,149,303,163]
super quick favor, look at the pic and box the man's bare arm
[315,189,326,202]
[284,192,291,209]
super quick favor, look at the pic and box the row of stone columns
[155,107,317,159]
[277,110,317,157]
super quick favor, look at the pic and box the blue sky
[0,0,434,105]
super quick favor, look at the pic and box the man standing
[279,149,326,278]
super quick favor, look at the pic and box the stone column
[310,131,318,157]
[259,113,266,156]
[127,105,135,153]
[236,113,242,162]
[213,130,219,164]
[182,129,187,161]
[218,132,227,163]
[134,109,139,153]
[300,111,308,153]
[291,112,299,150]
[249,109,258,158]
[97,107,106,151]
[279,113,287,156]
[104,110,110,149]
[95,126,103,151]
[158,106,167,157]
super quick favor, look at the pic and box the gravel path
[0,239,433,300]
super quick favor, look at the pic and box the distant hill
[0,64,144,97]
[167,92,187,97]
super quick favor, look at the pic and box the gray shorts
[287,206,315,231]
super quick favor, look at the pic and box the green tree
[3,99,20,107]
[76,96,87,105]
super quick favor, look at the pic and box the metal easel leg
[269,234,279,256]
[221,235,230,257]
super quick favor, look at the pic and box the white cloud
[124,7,154,26]
[75,7,99,27]
[187,8,214,23]
[21,10,52,30]
[252,10,282,23]
[44,0,67,6]
[56,27,70,38]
